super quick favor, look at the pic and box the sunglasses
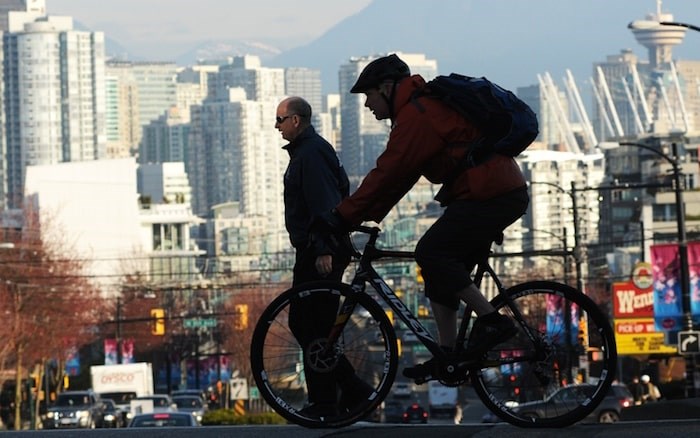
[276,115,294,124]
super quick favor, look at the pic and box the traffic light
[233,304,248,330]
[577,316,588,350]
[151,308,165,335]
[416,265,424,284]
[417,305,429,318]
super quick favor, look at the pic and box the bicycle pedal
[413,375,431,385]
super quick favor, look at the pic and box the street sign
[249,386,259,400]
[183,318,217,329]
[678,330,700,354]
[231,377,248,400]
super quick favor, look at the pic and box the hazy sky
[49,0,373,56]
[46,0,700,93]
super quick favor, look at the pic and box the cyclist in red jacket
[317,54,529,381]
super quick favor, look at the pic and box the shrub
[201,409,285,425]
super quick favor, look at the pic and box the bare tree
[0,205,109,429]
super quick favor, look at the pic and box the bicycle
[250,225,617,428]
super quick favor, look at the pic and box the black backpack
[412,73,539,168]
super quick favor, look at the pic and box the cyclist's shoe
[339,377,374,412]
[465,312,517,358]
[298,402,339,418]
[402,356,438,382]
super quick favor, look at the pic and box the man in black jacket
[277,96,370,417]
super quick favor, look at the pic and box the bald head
[276,96,313,142]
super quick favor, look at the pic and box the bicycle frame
[350,231,446,360]
[325,225,538,370]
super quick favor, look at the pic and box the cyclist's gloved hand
[310,209,353,256]
[313,208,350,234]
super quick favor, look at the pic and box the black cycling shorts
[415,187,529,310]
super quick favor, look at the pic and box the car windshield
[56,394,91,407]
[174,397,202,408]
[100,392,136,403]
[138,397,170,407]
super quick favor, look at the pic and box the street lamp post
[601,141,695,396]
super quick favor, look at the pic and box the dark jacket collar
[282,125,316,152]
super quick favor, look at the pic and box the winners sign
[613,262,676,355]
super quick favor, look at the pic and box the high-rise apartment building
[208,55,285,102]
[284,67,322,111]
[515,150,606,289]
[338,52,437,181]
[2,13,105,208]
[105,61,178,157]
[189,56,287,252]
[139,107,191,165]
[0,0,44,32]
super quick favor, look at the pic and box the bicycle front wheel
[471,281,617,428]
[250,281,398,428]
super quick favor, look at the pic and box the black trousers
[288,245,352,404]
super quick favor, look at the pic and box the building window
[152,223,185,251]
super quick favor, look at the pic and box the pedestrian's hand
[315,254,333,276]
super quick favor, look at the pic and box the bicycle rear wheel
[250,281,398,428]
[471,281,617,428]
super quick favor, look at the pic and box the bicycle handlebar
[350,225,415,260]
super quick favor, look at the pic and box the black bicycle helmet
[350,54,411,93]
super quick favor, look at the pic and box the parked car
[402,403,428,424]
[172,395,207,423]
[43,390,104,429]
[128,412,200,427]
[100,399,124,428]
[513,383,633,423]
[392,381,413,398]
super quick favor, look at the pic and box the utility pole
[570,181,584,294]
[116,296,122,364]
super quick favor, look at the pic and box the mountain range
[100,0,700,95]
